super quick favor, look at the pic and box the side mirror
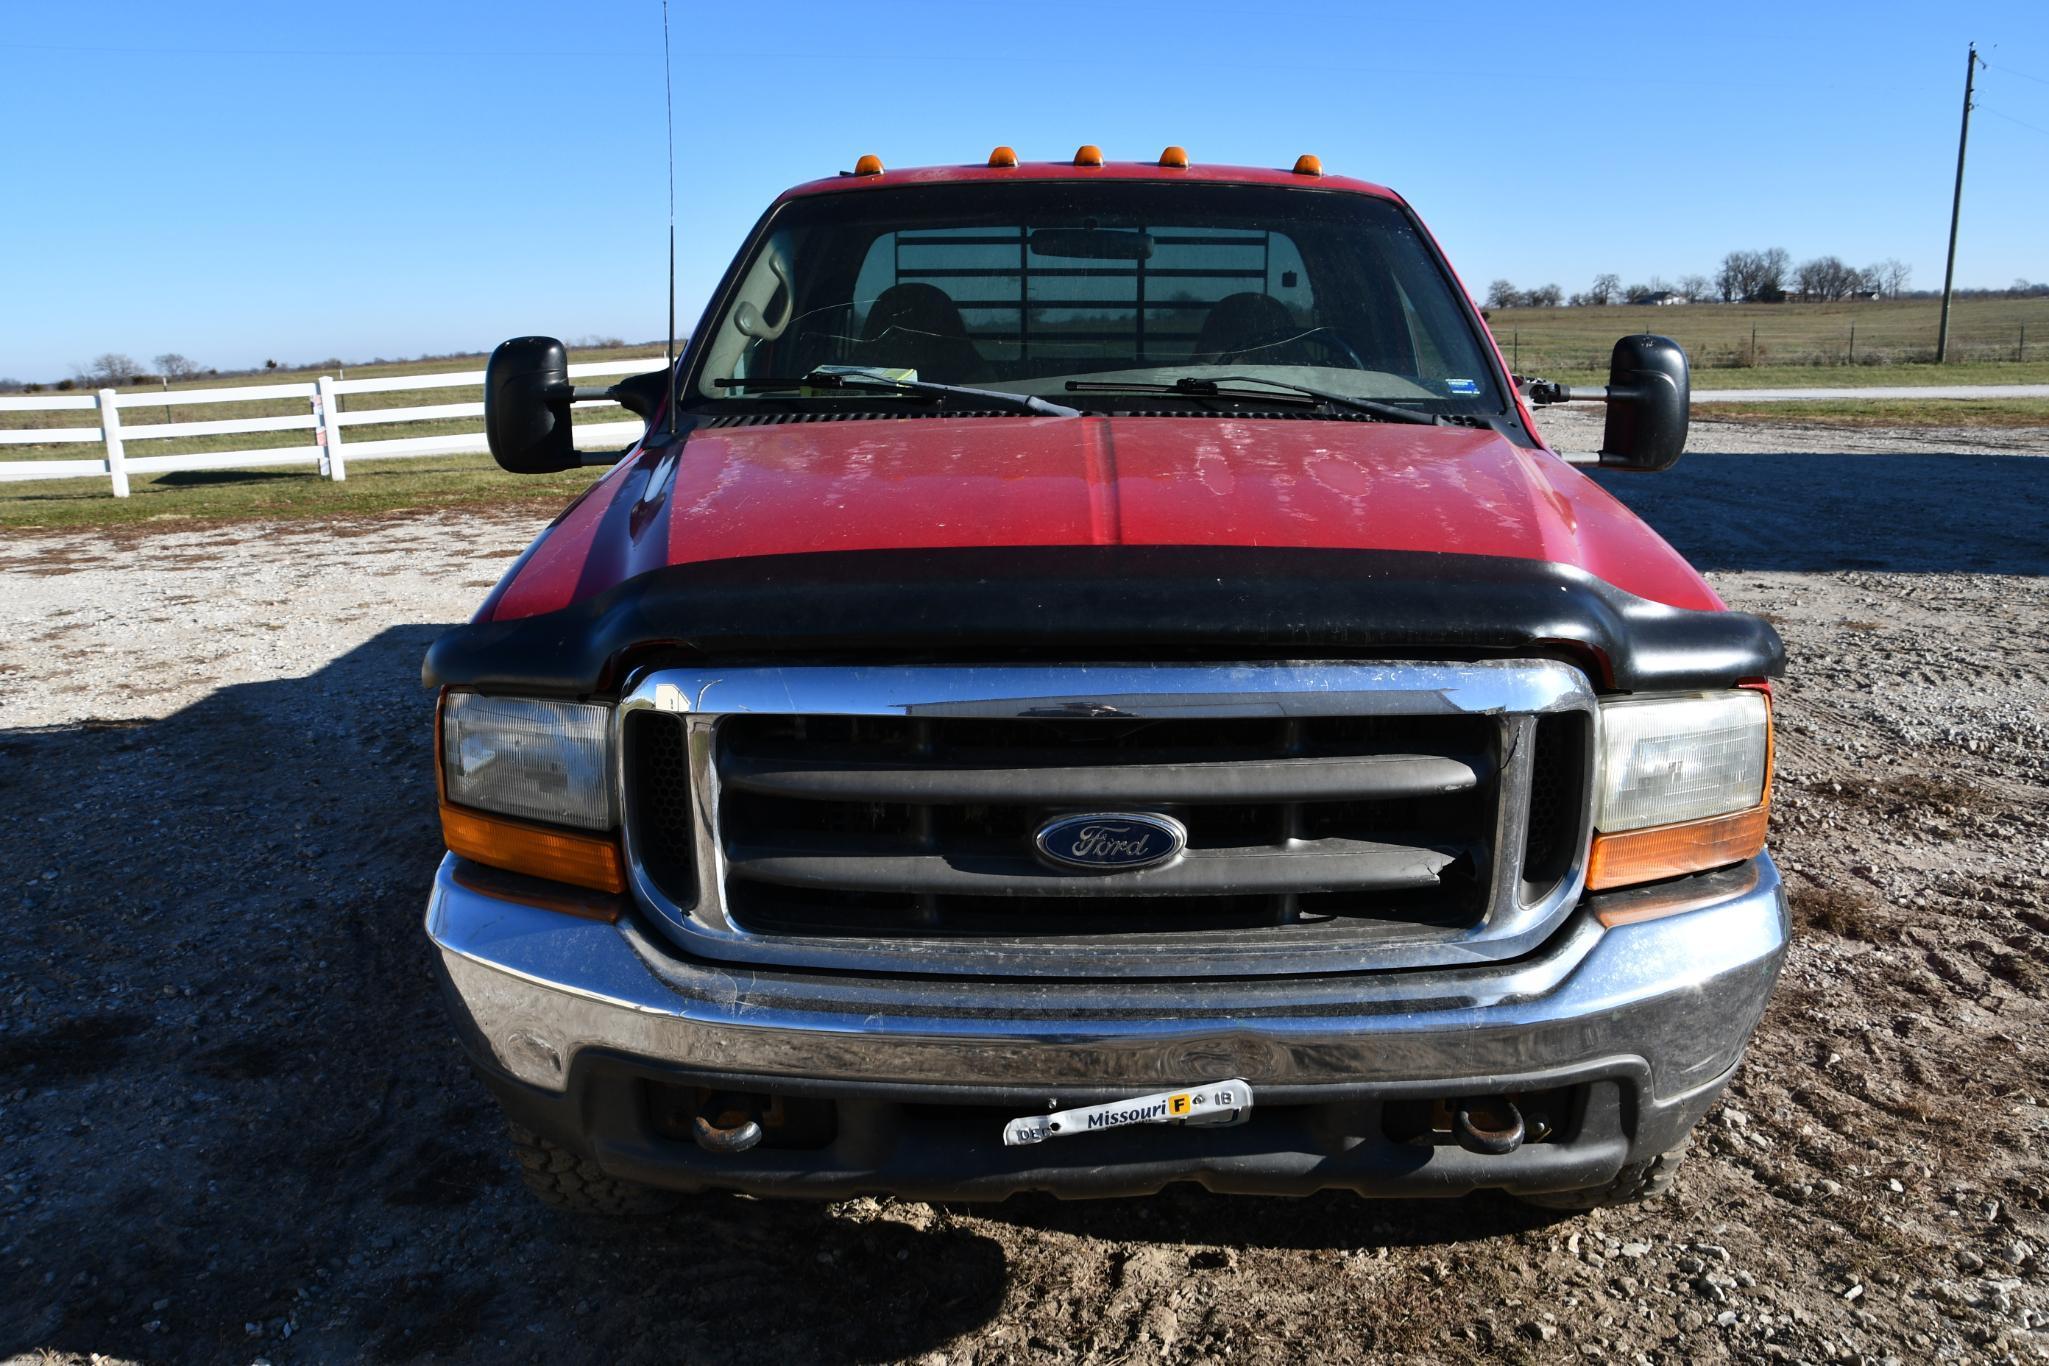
[484,336,576,473]
[1597,334,1689,471]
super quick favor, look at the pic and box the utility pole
[1937,42,1980,363]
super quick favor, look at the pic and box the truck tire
[506,1121,682,1216]
[1515,1135,1690,1211]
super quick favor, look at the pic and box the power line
[1982,59,2049,87]
[1979,104,2049,139]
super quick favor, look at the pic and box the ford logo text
[1033,812,1187,872]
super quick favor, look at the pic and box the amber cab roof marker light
[1293,153,1324,176]
[1073,144,1104,166]
[853,153,884,177]
[1158,145,1190,168]
[987,145,1019,168]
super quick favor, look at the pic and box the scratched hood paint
[483,416,1721,622]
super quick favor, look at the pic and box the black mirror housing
[484,337,576,474]
[1598,335,1689,472]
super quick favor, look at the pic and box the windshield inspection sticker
[1002,1080,1254,1147]
[1445,377,1480,395]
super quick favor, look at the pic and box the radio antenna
[662,0,678,436]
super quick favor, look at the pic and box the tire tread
[505,1122,681,1216]
[1517,1135,1691,1211]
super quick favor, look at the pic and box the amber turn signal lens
[1158,145,1189,168]
[440,803,626,895]
[987,145,1018,167]
[1585,804,1770,893]
[1292,153,1323,176]
[853,153,884,176]
[1073,144,1104,166]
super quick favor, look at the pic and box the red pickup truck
[424,149,1785,1214]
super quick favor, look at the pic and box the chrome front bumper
[426,852,1788,1104]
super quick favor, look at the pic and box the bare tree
[1523,283,1563,308]
[154,352,202,380]
[1485,279,1520,309]
[1795,256,1866,302]
[77,353,141,387]
[1756,248,1791,300]
[1870,258,1911,299]
[1715,254,1746,302]
[1678,273,1711,302]
[1717,249,1791,302]
[1793,257,1828,300]
[1588,273,1621,306]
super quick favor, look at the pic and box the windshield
[688,181,1505,416]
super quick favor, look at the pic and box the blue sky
[1,0,2044,380]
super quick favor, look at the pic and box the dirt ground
[2,413,2045,1365]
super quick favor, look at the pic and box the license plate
[1002,1079,1254,1147]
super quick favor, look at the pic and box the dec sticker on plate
[1002,1080,1254,1147]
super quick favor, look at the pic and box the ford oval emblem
[1033,812,1187,873]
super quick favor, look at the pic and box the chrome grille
[618,663,1595,978]
[714,713,1491,931]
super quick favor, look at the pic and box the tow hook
[1453,1096,1525,1155]
[692,1093,764,1154]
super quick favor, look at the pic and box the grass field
[0,453,602,531]
[1486,295,2049,375]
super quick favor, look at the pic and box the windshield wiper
[1064,375,1440,425]
[715,369,1079,418]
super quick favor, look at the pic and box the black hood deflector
[423,546,1784,696]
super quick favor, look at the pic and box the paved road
[1687,383,2049,402]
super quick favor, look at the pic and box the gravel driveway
[2,415,2045,1363]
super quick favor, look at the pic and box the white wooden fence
[0,356,667,496]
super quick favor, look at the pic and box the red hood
[484,416,1721,622]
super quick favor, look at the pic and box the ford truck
[423,147,1786,1214]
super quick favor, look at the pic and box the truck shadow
[0,627,1004,1365]
[968,1185,1564,1251]
[1591,449,2049,575]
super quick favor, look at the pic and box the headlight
[437,693,624,895]
[1588,690,1771,891]
[1596,691,1768,831]
[441,693,614,829]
